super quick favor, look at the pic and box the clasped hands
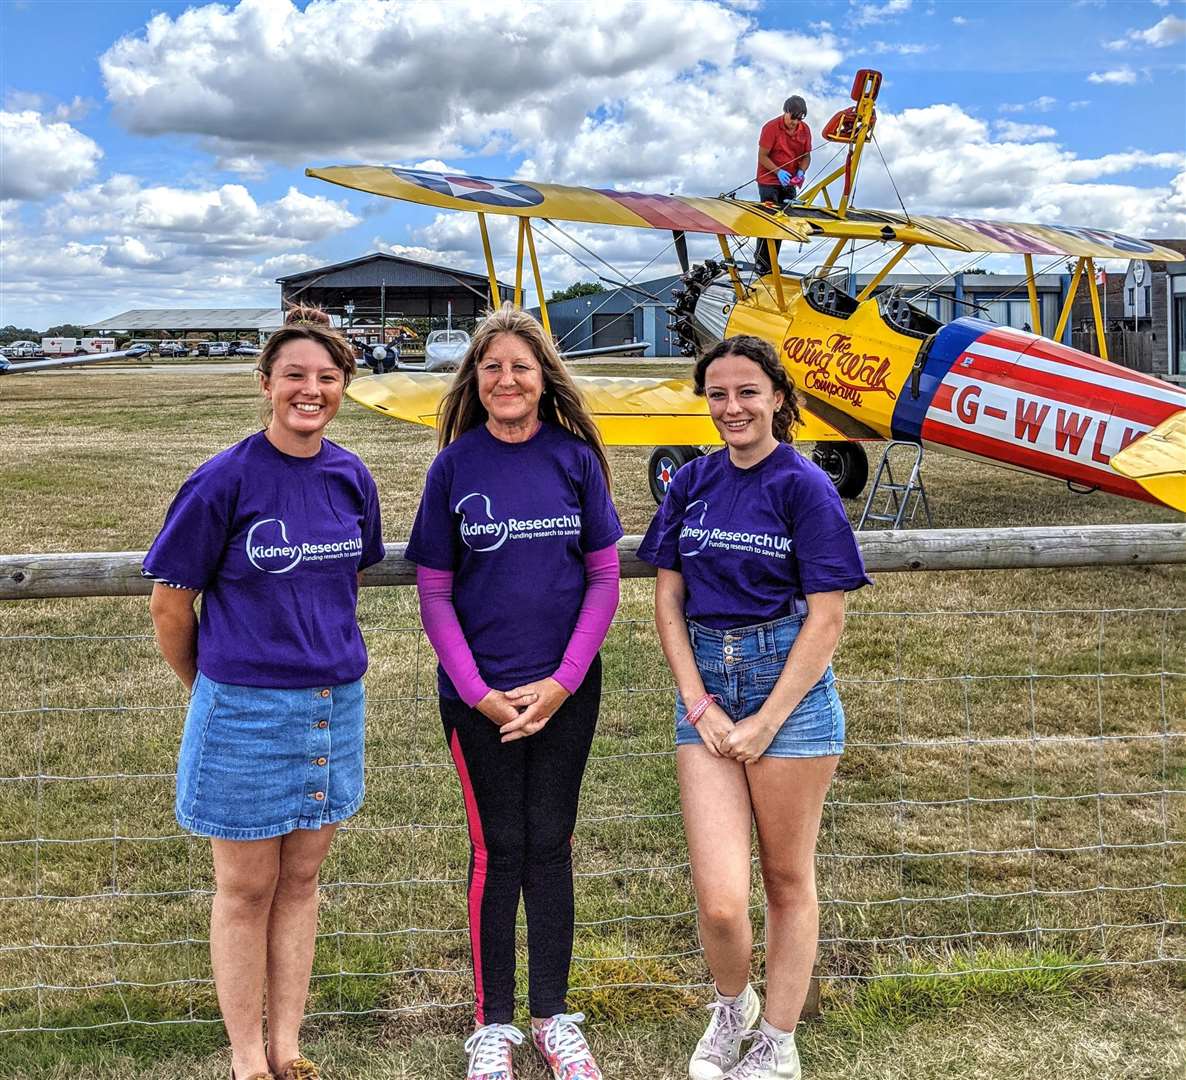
[693,701,776,765]
[476,677,569,743]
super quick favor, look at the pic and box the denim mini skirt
[176,673,365,841]
[675,612,845,758]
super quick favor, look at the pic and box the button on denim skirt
[176,673,365,840]
[675,612,845,758]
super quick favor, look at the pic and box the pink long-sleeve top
[416,544,620,707]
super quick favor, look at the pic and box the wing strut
[856,243,911,300]
[1085,258,1109,362]
[716,235,745,300]
[672,230,690,274]
[514,218,526,308]
[1023,254,1043,337]
[1053,258,1086,342]
[523,220,551,336]
[477,213,500,309]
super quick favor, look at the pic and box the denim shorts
[176,673,365,840]
[675,612,845,758]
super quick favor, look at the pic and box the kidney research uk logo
[245,518,363,574]
[678,501,793,561]
[455,492,581,552]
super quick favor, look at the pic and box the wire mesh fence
[1,571,1183,1035]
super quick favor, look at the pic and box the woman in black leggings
[405,305,622,1080]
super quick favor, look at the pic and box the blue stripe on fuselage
[890,317,996,442]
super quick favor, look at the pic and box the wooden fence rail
[2,524,1183,601]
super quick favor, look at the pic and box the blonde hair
[436,303,611,484]
[256,304,357,425]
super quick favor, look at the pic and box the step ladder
[857,441,932,530]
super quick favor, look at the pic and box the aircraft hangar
[275,253,513,339]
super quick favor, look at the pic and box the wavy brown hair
[693,335,803,443]
[436,303,611,484]
[256,304,357,425]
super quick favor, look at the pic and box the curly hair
[693,335,803,443]
[436,303,611,485]
[256,304,357,425]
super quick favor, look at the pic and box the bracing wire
[871,131,911,225]
[531,221,681,350]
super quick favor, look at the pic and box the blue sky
[2,0,1184,329]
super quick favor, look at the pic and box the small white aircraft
[0,344,152,375]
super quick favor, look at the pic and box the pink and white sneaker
[532,1012,602,1080]
[463,1023,524,1080]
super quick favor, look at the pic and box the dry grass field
[0,366,1183,1079]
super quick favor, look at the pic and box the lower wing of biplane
[346,370,851,447]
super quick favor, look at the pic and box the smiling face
[704,352,784,460]
[261,337,345,455]
[476,332,545,434]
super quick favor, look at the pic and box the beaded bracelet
[685,693,719,727]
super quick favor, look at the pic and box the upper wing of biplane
[307,166,1185,262]
[346,371,852,446]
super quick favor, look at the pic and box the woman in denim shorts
[638,335,870,1080]
[144,306,384,1080]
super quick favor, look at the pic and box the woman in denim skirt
[144,306,385,1080]
[638,336,870,1080]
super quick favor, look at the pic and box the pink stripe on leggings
[448,729,488,1023]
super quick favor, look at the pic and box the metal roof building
[276,253,513,332]
[85,308,283,333]
[534,275,684,357]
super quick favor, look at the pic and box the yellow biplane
[308,68,1186,512]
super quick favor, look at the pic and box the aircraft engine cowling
[668,261,736,357]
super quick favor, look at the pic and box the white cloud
[850,0,911,26]
[994,120,1058,142]
[1068,99,1091,110]
[870,40,934,55]
[47,175,359,252]
[0,173,363,327]
[951,15,968,25]
[1088,67,1139,84]
[1104,14,1186,49]
[99,0,753,165]
[0,110,103,200]
[998,95,1058,114]
[216,154,268,180]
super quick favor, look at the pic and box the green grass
[0,369,1183,1077]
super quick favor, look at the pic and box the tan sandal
[274,1058,321,1080]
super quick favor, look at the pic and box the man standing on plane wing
[755,95,812,276]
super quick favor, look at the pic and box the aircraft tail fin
[1109,409,1186,512]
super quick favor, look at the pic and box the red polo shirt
[757,116,812,185]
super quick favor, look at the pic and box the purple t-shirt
[142,431,385,688]
[638,443,870,628]
[404,422,623,698]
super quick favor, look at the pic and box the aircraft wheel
[648,445,702,504]
[812,442,869,499]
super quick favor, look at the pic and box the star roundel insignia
[657,458,675,489]
[389,168,545,208]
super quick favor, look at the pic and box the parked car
[157,341,192,358]
[6,340,41,358]
[124,344,151,358]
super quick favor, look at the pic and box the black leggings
[440,656,601,1025]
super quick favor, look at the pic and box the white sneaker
[464,1023,524,1079]
[688,984,762,1080]
[723,1028,800,1080]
